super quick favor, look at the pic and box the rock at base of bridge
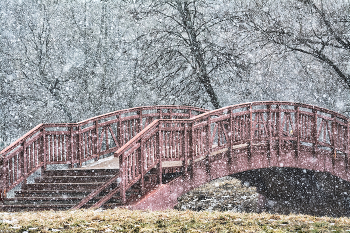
[174,176,259,212]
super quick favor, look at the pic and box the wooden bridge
[0,101,349,211]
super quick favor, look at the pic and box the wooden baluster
[182,124,188,173]
[13,155,18,184]
[229,109,233,164]
[140,140,145,195]
[0,157,6,201]
[189,122,194,177]
[22,141,27,178]
[116,116,121,149]
[58,134,61,162]
[267,105,272,159]
[138,110,143,133]
[346,119,349,169]
[157,125,162,185]
[205,116,211,179]
[55,134,58,162]
[63,134,67,162]
[93,121,98,160]
[248,105,253,159]
[105,126,109,151]
[119,152,126,204]
[312,109,318,158]
[35,139,39,166]
[295,105,300,157]
[331,115,336,160]
[68,127,72,167]
[165,131,169,160]
[276,105,281,156]
[78,126,82,167]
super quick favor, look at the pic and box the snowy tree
[131,0,249,109]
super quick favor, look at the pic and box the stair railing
[81,101,350,209]
[0,106,207,199]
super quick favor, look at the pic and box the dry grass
[0,208,350,232]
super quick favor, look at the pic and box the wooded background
[1,0,350,149]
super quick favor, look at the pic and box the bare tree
[246,0,350,89]
[133,0,249,109]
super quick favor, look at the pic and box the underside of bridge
[232,168,350,217]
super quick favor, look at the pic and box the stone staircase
[0,166,180,212]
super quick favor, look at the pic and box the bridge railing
[84,101,350,208]
[0,106,207,198]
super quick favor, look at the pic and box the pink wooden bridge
[0,102,349,210]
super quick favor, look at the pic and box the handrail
[81,101,350,209]
[0,105,207,198]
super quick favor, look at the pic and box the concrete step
[35,176,114,183]
[22,182,106,191]
[43,169,119,177]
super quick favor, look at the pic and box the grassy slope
[0,209,350,232]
